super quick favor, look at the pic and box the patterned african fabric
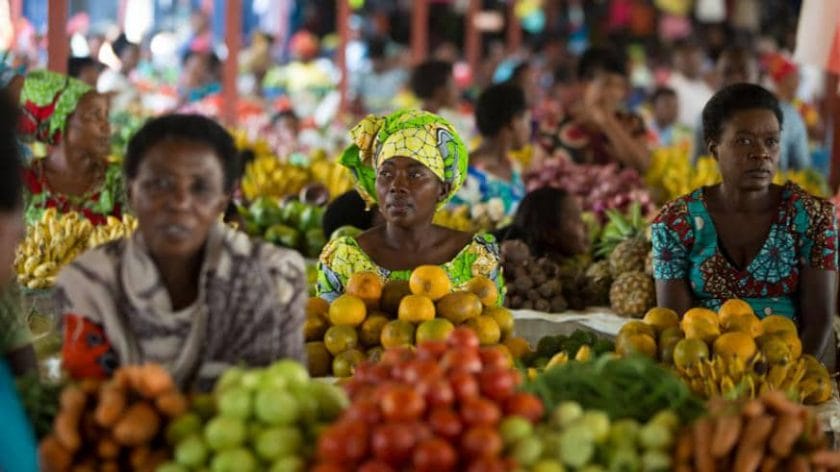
[651,182,838,318]
[538,111,647,165]
[339,109,469,209]
[316,233,505,303]
[54,222,307,390]
[22,160,124,227]
[18,70,92,146]
[451,165,526,216]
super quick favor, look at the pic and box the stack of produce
[305,267,527,377]
[525,160,656,220]
[308,156,355,201]
[312,328,545,471]
[675,391,840,471]
[616,302,833,404]
[500,240,570,313]
[524,330,614,371]
[236,195,327,258]
[15,210,137,289]
[39,364,187,472]
[158,359,348,472]
[607,236,656,318]
[240,152,312,202]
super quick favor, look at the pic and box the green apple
[215,367,246,393]
[218,387,252,420]
[270,456,305,472]
[205,416,246,450]
[175,434,208,467]
[512,436,543,467]
[166,412,203,445]
[210,448,257,472]
[157,462,189,472]
[255,427,303,461]
[308,381,349,421]
[267,360,310,389]
[500,416,533,446]
[255,387,300,426]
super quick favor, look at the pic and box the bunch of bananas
[674,353,831,405]
[433,205,477,232]
[240,153,310,201]
[15,210,138,290]
[309,157,353,199]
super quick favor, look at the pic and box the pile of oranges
[304,266,531,377]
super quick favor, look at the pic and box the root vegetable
[156,391,188,417]
[135,364,174,398]
[761,390,800,416]
[711,413,742,458]
[733,415,774,472]
[674,430,694,465]
[759,456,780,472]
[53,412,81,452]
[811,450,840,468]
[113,402,161,446]
[787,454,811,472]
[692,417,714,472]
[769,413,804,457]
[97,437,119,459]
[94,385,126,427]
[129,446,150,469]
[59,386,86,413]
[39,435,72,472]
[100,462,119,472]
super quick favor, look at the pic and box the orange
[722,313,763,338]
[359,315,390,347]
[323,325,359,355]
[328,294,367,327]
[503,336,533,359]
[484,306,515,338]
[416,318,455,344]
[332,349,366,377]
[681,307,720,331]
[304,314,329,342]
[713,332,757,364]
[465,315,502,346]
[409,265,452,301]
[658,335,682,364]
[306,297,331,320]
[672,338,710,369]
[758,335,793,364]
[465,276,499,307]
[436,292,483,324]
[718,299,754,325]
[682,318,720,344]
[642,307,680,333]
[760,315,798,336]
[306,342,332,377]
[398,295,436,323]
[380,320,416,348]
[615,333,657,358]
[758,331,802,360]
[380,280,412,316]
[345,271,384,310]
[619,320,657,339]
[659,326,685,345]
[366,347,384,363]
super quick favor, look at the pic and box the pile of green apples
[237,196,327,259]
[159,360,348,472]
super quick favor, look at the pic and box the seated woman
[652,83,837,360]
[538,47,650,172]
[495,187,589,260]
[17,70,123,226]
[55,114,306,389]
[451,83,528,216]
[317,109,504,301]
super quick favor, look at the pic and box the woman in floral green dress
[17,70,123,226]
[317,109,504,301]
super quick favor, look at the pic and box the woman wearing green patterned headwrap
[17,70,124,226]
[317,109,505,302]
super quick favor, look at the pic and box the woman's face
[0,207,24,283]
[64,92,111,169]
[710,109,781,191]
[375,156,445,228]
[510,110,532,151]
[129,139,229,260]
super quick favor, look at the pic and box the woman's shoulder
[653,192,696,225]
[319,235,365,264]
[56,239,125,289]
[784,182,836,220]
[223,225,305,273]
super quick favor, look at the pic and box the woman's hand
[655,279,695,317]
[798,267,837,362]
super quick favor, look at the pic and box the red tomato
[317,420,369,464]
[428,407,463,439]
[449,371,480,401]
[478,368,517,402]
[412,421,434,442]
[358,461,396,472]
[425,378,455,408]
[401,359,442,384]
[355,362,392,384]
[441,347,482,374]
[467,457,508,472]
[479,347,513,370]
[461,396,502,427]
[371,422,417,467]
[344,397,382,425]
[416,340,449,361]
[504,392,545,423]
[381,385,426,422]
[312,463,349,472]
[448,327,480,349]
[380,346,415,367]
[413,437,457,472]
[462,426,503,459]
[344,420,370,462]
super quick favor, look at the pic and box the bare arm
[798,267,837,359]
[655,279,695,317]
[600,114,651,172]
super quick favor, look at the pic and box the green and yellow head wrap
[339,109,468,209]
[18,70,92,145]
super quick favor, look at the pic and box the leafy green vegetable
[524,354,705,424]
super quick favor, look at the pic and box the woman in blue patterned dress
[452,83,528,216]
[651,83,838,359]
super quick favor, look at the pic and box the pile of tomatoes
[312,327,545,472]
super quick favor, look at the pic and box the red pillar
[10,0,22,45]
[465,0,480,78]
[222,0,242,126]
[506,0,522,53]
[336,0,350,116]
[411,0,428,64]
[47,0,69,74]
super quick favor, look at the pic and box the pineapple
[584,260,612,306]
[595,203,647,258]
[609,271,656,318]
[608,238,651,277]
